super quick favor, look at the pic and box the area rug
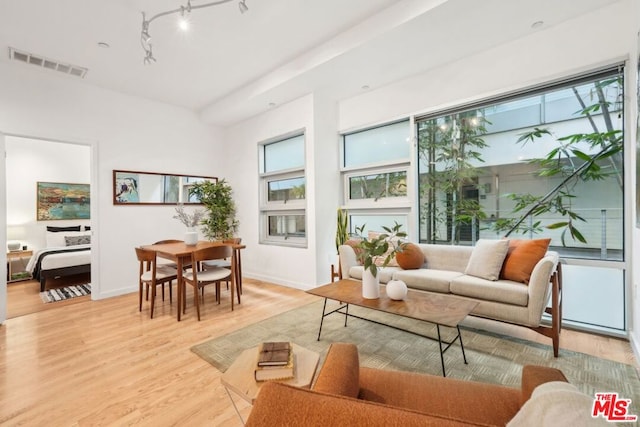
[40,283,91,303]
[192,300,640,414]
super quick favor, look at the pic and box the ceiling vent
[8,47,88,78]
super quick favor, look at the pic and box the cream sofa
[338,242,563,356]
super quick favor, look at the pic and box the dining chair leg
[139,282,143,312]
[161,283,165,301]
[150,283,156,319]
[169,282,173,304]
[193,284,201,321]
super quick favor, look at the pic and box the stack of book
[254,342,294,382]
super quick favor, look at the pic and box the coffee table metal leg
[436,325,446,377]
[224,385,246,425]
[317,298,328,341]
[458,326,468,364]
[344,303,349,327]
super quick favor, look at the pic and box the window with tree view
[417,66,624,261]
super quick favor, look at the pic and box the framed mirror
[113,170,217,205]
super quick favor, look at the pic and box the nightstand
[7,250,33,283]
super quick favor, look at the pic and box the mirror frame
[112,169,217,205]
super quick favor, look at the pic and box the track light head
[239,1,249,14]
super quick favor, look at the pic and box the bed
[26,226,92,292]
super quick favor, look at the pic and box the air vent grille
[8,47,88,78]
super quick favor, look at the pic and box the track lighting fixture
[140,0,249,64]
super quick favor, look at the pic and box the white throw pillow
[464,239,509,281]
[508,381,609,426]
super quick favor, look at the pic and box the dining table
[142,240,245,321]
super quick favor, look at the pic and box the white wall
[6,137,90,250]
[221,95,316,288]
[339,2,632,131]
[222,93,341,289]
[0,61,221,319]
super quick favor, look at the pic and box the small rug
[40,283,91,303]
[192,300,640,415]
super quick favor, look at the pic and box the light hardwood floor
[1,278,637,426]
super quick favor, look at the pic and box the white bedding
[27,244,91,273]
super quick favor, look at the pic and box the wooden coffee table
[221,343,320,423]
[307,279,478,377]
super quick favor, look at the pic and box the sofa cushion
[392,269,461,293]
[349,266,400,284]
[500,239,551,284]
[464,239,509,281]
[507,381,609,427]
[396,243,425,269]
[421,244,473,272]
[359,366,521,426]
[450,275,529,306]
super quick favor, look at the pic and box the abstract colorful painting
[37,182,90,221]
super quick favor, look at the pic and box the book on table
[257,341,291,366]
[255,343,295,382]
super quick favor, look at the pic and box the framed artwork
[37,182,90,221]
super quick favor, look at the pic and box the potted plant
[189,179,239,241]
[354,222,407,299]
[173,204,206,245]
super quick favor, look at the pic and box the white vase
[362,269,380,299]
[185,228,198,246]
[386,279,408,300]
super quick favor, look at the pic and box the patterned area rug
[40,283,91,303]
[192,300,640,414]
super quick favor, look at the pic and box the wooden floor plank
[1,278,636,426]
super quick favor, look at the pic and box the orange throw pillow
[395,243,425,270]
[500,239,551,284]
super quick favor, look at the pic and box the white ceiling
[0,0,621,126]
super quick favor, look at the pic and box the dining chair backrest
[153,239,183,244]
[135,247,157,272]
[223,237,242,245]
[191,245,234,265]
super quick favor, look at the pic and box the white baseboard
[242,272,314,291]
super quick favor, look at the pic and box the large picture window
[417,66,624,261]
[259,133,306,246]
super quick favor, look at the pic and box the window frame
[340,120,413,235]
[258,131,307,247]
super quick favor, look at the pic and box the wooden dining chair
[135,247,178,319]
[183,245,235,321]
[147,239,183,301]
[202,237,242,301]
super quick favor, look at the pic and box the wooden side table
[221,343,320,423]
[7,250,33,283]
